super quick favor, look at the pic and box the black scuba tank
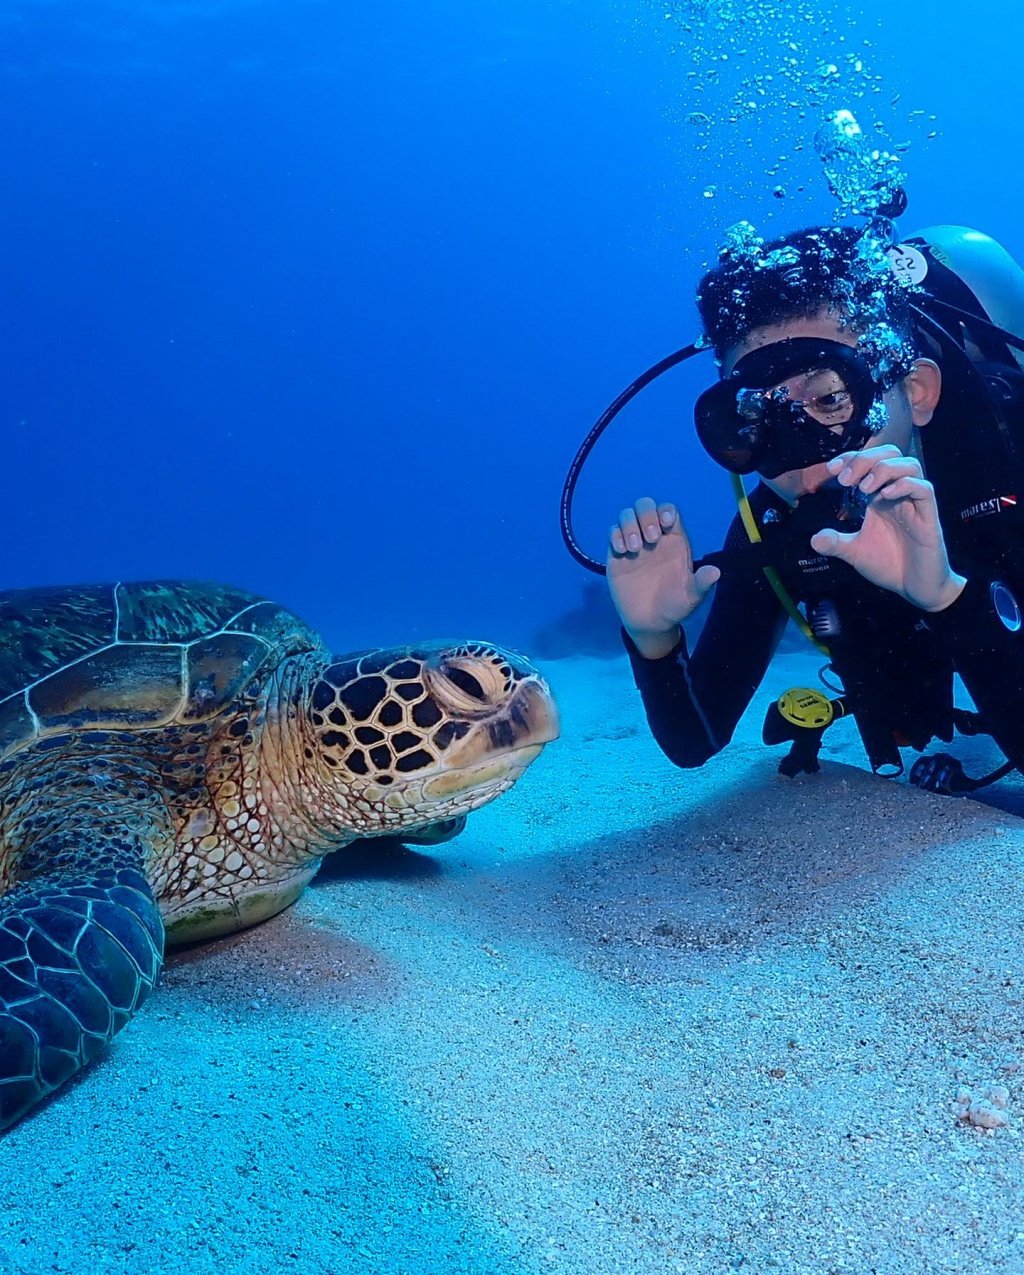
[901,233,1024,594]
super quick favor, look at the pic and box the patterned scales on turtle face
[304,645,539,825]
[0,580,558,1132]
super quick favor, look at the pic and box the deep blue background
[1,0,1021,654]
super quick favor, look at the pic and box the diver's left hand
[809,445,966,612]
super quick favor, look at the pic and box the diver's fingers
[826,445,908,486]
[693,563,721,596]
[615,505,644,554]
[667,505,697,572]
[868,475,938,511]
[633,496,664,545]
[809,527,859,560]
[857,457,924,494]
[828,443,906,469]
[612,498,681,555]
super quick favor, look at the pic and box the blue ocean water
[1,0,1022,657]
[6,6,1024,1271]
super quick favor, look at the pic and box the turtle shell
[0,580,323,760]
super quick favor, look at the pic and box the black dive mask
[694,338,891,479]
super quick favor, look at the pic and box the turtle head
[301,642,558,837]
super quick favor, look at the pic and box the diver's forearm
[622,628,723,767]
[624,625,682,661]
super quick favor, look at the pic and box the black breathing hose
[559,343,701,576]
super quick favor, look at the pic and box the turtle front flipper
[398,815,467,846]
[0,762,169,1132]
[0,862,163,1131]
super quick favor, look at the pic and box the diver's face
[722,309,926,505]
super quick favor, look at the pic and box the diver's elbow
[656,737,721,769]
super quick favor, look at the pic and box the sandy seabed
[2,649,1023,1275]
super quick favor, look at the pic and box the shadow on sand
[450,759,1024,981]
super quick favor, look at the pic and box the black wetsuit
[624,481,1024,776]
[623,486,790,770]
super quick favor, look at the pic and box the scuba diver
[561,219,1024,792]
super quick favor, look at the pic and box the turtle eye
[424,651,509,713]
[436,655,508,709]
[445,667,486,701]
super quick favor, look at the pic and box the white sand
[2,649,1024,1275]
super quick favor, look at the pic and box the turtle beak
[414,675,558,805]
[441,674,559,769]
[496,676,560,750]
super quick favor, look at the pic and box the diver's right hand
[607,498,721,659]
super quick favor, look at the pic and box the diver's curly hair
[696,224,915,361]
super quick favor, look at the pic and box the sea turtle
[0,580,558,1131]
